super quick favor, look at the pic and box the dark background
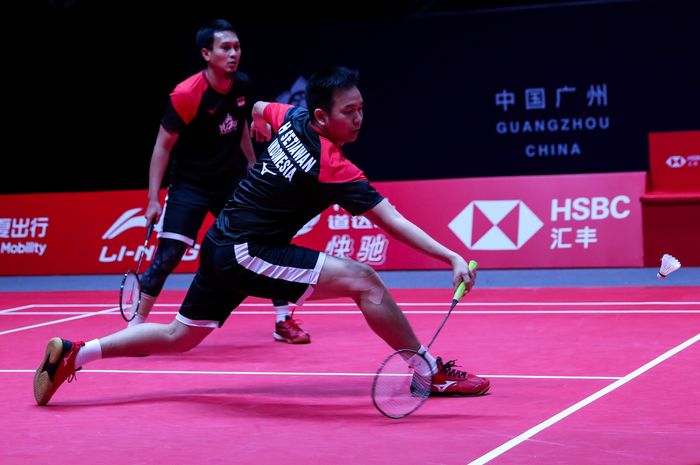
[6,0,698,194]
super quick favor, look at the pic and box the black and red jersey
[217,103,384,245]
[161,71,251,186]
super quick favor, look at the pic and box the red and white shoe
[34,338,84,405]
[273,316,311,344]
[430,357,490,396]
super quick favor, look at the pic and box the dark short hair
[305,66,359,120]
[196,19,236,50]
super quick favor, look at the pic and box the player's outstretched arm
[364,199,475,290]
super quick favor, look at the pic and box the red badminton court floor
[1,287,698,465]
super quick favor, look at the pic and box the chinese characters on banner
[322,206,388,265]
[495,83,610,159]
[0,217,49,256]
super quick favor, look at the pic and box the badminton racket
[371,260,478,419]
[119,222,155,322]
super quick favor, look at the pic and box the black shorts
[160,179,241,247]
[177,228,325,328]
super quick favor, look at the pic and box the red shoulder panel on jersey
[319,138,368,183]
[263,103,294,132]
[169,71,209,125]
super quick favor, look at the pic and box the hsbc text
[551,196,631,221]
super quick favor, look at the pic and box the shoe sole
[33,337,64,406]
[430,382,491,397]
[272,332,311,344]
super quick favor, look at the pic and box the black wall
[5,0,698,194]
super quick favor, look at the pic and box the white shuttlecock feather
[657,254,681,279]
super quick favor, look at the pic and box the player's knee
[141,239,188,296]
[168,321,209,352]
[352,261,381,285]
[348,261,385,296]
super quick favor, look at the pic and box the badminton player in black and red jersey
[130,19,309,344]
[33,66,490,406]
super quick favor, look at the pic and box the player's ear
[313,108,328,126]
[201,48,211,62]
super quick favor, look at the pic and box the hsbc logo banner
[648,130,700,192]
[448,200,543,250]
[665,155,687,169]
[292,171,645,269]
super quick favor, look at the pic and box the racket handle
[145,221,155,243]
[453,260,479,301]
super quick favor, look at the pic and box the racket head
[119,270,141,322]
[371,349,432,419]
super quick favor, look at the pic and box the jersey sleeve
[318,139,384,215]
[161,73,208,132]
[262,103,294,132]
[160,98,187,133]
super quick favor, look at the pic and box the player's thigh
[178,266,247,328]
[310,254,383,301]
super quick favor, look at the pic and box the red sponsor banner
[293,171,646,269]
[0,171,645,275]
[0,190,208,275]
[648,130,700,192]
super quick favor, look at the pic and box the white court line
[2,301,700,309]
[0,369,621,380]
[466,332,700,465]
[0,304,117,314]
[0,307,120,336]
[480,374,621,380]
[0,305,37,314]
[3,310,700,316]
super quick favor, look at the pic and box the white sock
[274,304,290,322]
[417,345,438,375]
[128,313,147,327]
[75,339,102,368]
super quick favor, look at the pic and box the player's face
[324,86,364,146]
[205,31,241,74]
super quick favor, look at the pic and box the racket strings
[120,272,141,321]
[409,372,432,398]
[372,350,433,418]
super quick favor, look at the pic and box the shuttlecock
[657,253,681,279]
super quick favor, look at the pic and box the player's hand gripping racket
[119,222,155,322]
[371,260,478,419]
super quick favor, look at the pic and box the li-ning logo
[449,200,543,250]
[102,208,147,239]
[666,155,686,168]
